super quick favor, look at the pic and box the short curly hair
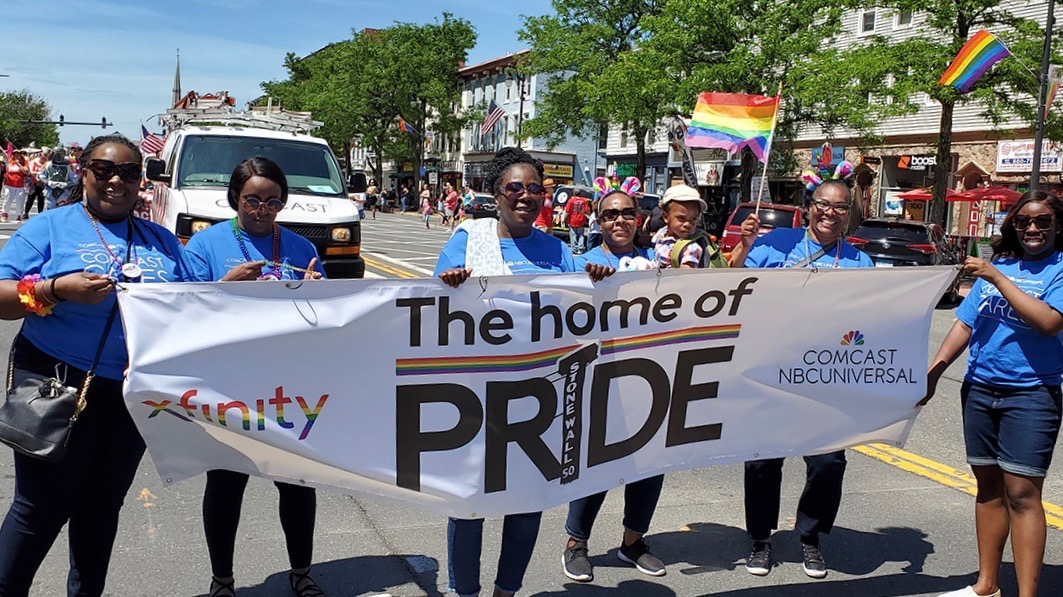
[484,147,544,195]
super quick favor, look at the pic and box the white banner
[119,267,956,518]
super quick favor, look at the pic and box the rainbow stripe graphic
[601,324,741,355]
[395,324,742,376]
[687,92,779,163]
[939,30,1011,93]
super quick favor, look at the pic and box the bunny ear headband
[595,175,642,199]
[802,160,855,192]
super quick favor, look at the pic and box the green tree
[0,90,59,149]
[872,1,1063,226]
[520,0,667,180]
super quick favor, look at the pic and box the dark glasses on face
[241,195,286,214]
[1013,214,1055,231]
[501,181,546,196]
[600,207,638,223]
[86,160,141,183]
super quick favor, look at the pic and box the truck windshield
[176,135,345,196]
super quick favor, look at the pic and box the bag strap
[76,301,120,412]
[670,231,705,269]
[792,240,838,269]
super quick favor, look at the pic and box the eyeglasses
[241,195,286,214]
[810,199,852,215]
[1012,214,1056,231]
[501,181,546,196]
[86,160,141,183]
[600,207,638,223]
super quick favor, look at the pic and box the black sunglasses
[241,195,286,214]
[86,160,141,183]
[1012,214,1056,231]
[501,181,546,196]
[600,207,638,223]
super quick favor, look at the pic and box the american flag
[480,100,504,139]
[140,124,165,155]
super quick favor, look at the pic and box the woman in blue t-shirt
[0,134,191,595]
[435,147,610,597]
[926,190,1063,597]
[184,157,324,597]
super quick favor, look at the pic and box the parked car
[847,218,962,302]
[719,202,804,253]
[551,185,595,241]
[468,193,498,219]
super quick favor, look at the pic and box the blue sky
[1,0,553,145]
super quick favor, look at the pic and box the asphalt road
[1,212,1062,596]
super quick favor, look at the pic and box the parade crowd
[0,139,1058,597]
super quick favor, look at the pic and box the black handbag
[0,303,119,462]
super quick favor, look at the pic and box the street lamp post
[1030,0,1056,191]
[516,73,527,149]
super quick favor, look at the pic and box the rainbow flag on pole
[939,30,1011,93]
[686,92,780,163]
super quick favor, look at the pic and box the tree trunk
[930,99,955,228]
[740,149,757,202]
[635,128,647,183]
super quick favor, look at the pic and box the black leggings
[202,470,317,578]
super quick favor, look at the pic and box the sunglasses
[1012,214,1056,231]
[86,160,141,183]
[501,181,546,196]
[241,195,286,214]
[810,198,852,215]
[600,207,638,223]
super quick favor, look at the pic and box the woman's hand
[303,258,323,280]
[52,272,116,304]
[438,267,472,288]
[918,370,941,407]
[221,261,267,281]
[740,213,761,248]
[962,257,1001,283]
[585,262,615,282]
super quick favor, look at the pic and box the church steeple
[171,49,182,108]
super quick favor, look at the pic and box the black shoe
[617,537,666,576]
[562,540,594,582]
[801,543,828,579]
[745,541,772,576]
[209,578,236,597]
[289,571,326,596]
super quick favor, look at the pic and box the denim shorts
[961,381,1063,477]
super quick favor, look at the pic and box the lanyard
[802,230,842,269]
[84,205,141,281]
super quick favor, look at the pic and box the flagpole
[1031,0,1056,192]
[755,82,783,215]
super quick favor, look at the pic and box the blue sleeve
[744,242,771,268]
[560,242,577,272]
[0,228,47,279]
[956,278,984,328]
[434,230,469,275]
[1040,265,1063,314]
[183,234,216,282]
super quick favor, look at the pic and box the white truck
[144,123,364,278]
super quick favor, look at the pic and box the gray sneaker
[802,543,828,579]
[618,538,666,576]
[562,540,593,582]
[745,541,772,576]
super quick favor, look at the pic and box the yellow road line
[854,443,1063,530]
[363,255,419,279]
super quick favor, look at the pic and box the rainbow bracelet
[17,274,54,317]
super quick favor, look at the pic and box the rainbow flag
[398,117,417,136]
[686,92,779,163]
[939,30,1011,93]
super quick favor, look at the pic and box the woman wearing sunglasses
[184,157,324,597]
[436,147,611,597]
[0,134,191,595]
[926,190,1063,597]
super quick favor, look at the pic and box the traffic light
[59,115,64,126]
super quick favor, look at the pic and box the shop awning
[956,186,1023,205]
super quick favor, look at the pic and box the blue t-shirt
[956,252,1063,387]
[575,245,652,269]
[745,227,873,269]
[0,205,191,379]
[434,228,577,275]
[184,220,325,282]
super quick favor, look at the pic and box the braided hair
[67,134,143,203]
[483,147,544,195]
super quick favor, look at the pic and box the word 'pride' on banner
[118,267,957,518]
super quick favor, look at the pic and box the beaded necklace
[231,217,283,280]
[803,229,843,269]
[84,204,141,281]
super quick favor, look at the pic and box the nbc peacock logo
[840,330,865,346]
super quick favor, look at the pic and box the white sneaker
[939,587,1001,597]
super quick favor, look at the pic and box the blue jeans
[569,226,586,253]
[962,381,1062,477]
[744,451,847,544]
[0,337,146,596]
[447,513,541,596]
[566,475,664,541]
